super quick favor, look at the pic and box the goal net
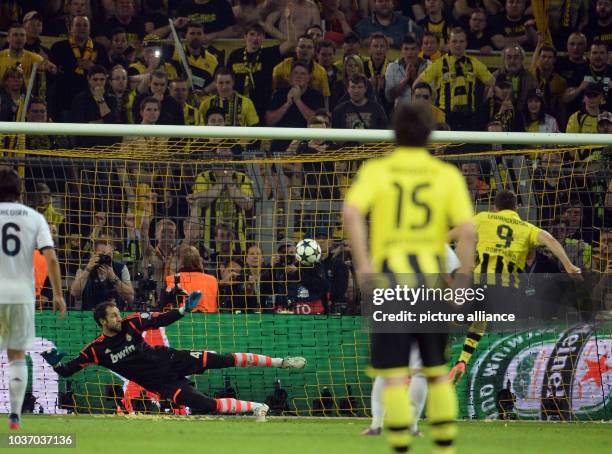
[0,126,610,421]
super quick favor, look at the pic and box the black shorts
[370,332,449,377]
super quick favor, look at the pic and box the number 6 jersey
[0,202,54,304]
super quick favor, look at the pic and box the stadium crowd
[0,0,611,315]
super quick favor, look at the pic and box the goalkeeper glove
[449,360,466,385]
[179,290,202,315]
[41,349,67,367]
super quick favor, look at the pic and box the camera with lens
[134,264,158,311]
[97,254,112,267]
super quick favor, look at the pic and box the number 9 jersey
[0,202,54,304]
[473,209,543,287]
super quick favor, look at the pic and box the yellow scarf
[70,36,96,75]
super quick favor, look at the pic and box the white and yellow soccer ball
[295,239,322,265]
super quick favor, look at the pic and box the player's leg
[230,352,306,369]
[179,350,306,374]
[1,304,35,430]
[371,332,413,453]
[361,375,384,435]
[416,333,457,454]
[170,384,269,420]
[408,344,427,437]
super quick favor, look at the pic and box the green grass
[2,416,610,454]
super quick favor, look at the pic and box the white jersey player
[0,169,66,430]
[363,244,461,436]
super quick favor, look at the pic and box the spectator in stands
[132,70,184,124]
[71,236,135,310]
[418,0,454,50]
[453,0,502,21]
[218,256,248,312]
[561,204,593,268]
[338,32,361,65]
[332,74,388,129]
[23,11,49,56]
[385,34,429,108]
[599,111,612,133]
[490,0,537,51]
[363,33,391,111]
[493,45,538,112]
[306,25,324,45]
[227,23,293,119]
[261,242,299,312]
[177,0,237,40]
[319,0,353,42]
[24,98,59,150]
[355,0,422,48]
[143,218,178,284]
[178,217,208,260]
[330,55,375,111]
[47,0,89,37]
[199,68,259,126]
[586,0,612,50]
[530,43,567,117]
[532,152,572,224]
[169,22,219,94]
[95,0,146,49]
[563,41,611,115]
[317,40,341,94]
[566,83,608,133]
[69,65,119,146]
[466,8,493,55]
[520,88,560,133]
[462,162,491,203]
[485,75,519,131]
[170,77,201,125]
[49,15,110,121]
[165,245,218,313]
[416,27,494,130]
[0,66,25,122]
[272,35,331,99]
[128,34,178,92]
[262,0,320,42]
[204,105,226,126]
[0,22,52,86]
[189,147,254,254]
[232,0,263,36]
[556,32,588,84]
[267,61,325,128]
[317,228,350,314]
[240,244,270,312]
[31,183,65,247]
[412,82,446,124]
[419,31,442,62]
[108,28,132,68]
[108,64,130,124]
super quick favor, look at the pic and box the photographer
[70,237,134,310]
[261,242,300,313]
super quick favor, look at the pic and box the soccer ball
[296,239,322,265]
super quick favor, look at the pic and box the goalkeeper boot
[360,426,382,436]
[253,404,269,422]
[8,414,20,430]
[281,356,307,369]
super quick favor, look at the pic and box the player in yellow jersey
[344,104,477,454]
[448,190,581,384]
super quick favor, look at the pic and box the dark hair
[186,21,204,31]
[348,73,367,87]
[110,27,127,37]
[297,34,315,45]
[94,301,117,327]
[214,66,234,80]
[87,65,107,78]
[422,31,440,43]
[449,27,467,39]
[401,34,418,47]
[591,40,609,52]
[205,106,225,122]
[317,39,335,53]
[139,96,161,111]
[216,222,235,237]
[28,97,47,108]
[393,103,434,147]
[539,45,557,57]
[8,22,24,32]
[170,76,188,85]
[93,237,114,249]
[344,31,361,44]
[369,32,388,46]
[290,60,310,73]
[413,81,433,96]
[0,168,21,202]
[244,22,264,36]
[495,190,517,211]
[151,70,168,81]
[471,7,487,16]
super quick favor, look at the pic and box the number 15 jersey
[473,209,542,286]
[345,148,474,274]
[0,202,54,304]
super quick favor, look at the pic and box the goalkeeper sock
[383,379,412,453]
[215,398,255,413]
[232,353,275,367]
[426,376,458,454]
[409,372,427,434]
[370,376,384,429]
[9,359,27,418]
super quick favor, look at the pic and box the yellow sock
[383,381,412,453]
[426,377,458,454]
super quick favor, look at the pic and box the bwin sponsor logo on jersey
[110,345,136,364]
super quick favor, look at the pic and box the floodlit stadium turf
[2,416,610,454]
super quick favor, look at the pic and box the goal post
[0,122,611,420]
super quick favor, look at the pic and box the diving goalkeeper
[41,292,306,419]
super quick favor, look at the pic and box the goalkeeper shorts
[0,303,35,351]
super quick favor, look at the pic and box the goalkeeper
[41,291,306,419]
[448,190,581,384]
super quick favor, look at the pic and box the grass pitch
[2,416,610,454]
